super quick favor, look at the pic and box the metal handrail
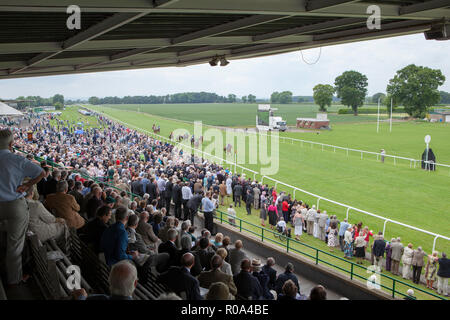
[215,209,447,301]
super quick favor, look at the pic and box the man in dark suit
[245,189,253,215]
[157,253,203,300]
[274,263,300,295]
[45,169,60,197]
[158,228,179,267]
[131,177,144,197]
[262,257,277,291]
[195,237,215,272]
[146,178,158,202]
[172,180,183,219]
[79,205,111,253]
[164,177,173,214]
[228,240,248,276]
[187,191,203,224]
[233,183,243,207]
[233,259,263,300]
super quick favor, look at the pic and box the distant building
[429,109,450,123]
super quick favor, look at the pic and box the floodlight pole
[390,98,393,133]
[377,97,381,133]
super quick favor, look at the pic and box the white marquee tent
[0,102,23,116]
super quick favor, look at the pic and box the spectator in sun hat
[251,258,273,300]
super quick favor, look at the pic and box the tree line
[87,92,246,105]
[313,64,447,118]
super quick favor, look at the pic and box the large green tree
[241,96,247,103]
[387,64,445,118]
[52,94,64,105]
[334,71,368,116]
[313,84,334,112]
[247,94,256,103]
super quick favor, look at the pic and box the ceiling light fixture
[209,56,219,66]
[219,56,229,66]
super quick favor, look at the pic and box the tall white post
[377,97,381,133]
[390,98,393,132]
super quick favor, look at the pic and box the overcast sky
[0,33,449,100]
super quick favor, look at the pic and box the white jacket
[401,247,414,265]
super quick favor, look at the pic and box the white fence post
[317,198,320,210]
[346,207,351,220]
[383,219,389,235]
[433,235,439,252]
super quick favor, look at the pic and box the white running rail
[89,107,449,252]
[233,129,450,173]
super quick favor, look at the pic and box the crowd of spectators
[0,111,448,299]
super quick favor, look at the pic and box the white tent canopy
[0,102,23,116]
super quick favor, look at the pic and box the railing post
[220,211,223,224]
[239,219,242,233]
[346,149,349,157]
[346,207,350,220]
[383,219,389,235]
[361,151,363,160]
[315,250,319,265]
[286,237,290,253]
[392,279,396,298]
[433,235,439,252]
[261,228,264,242]
[317,198,320,210]
[350,263,354,280]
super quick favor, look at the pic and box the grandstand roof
[0,102,23,116]
[0,0,449,79]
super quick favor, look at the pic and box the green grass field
[100,103,399,126]
[86,105,450,253]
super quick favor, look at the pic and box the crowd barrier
[214,209,447,300]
